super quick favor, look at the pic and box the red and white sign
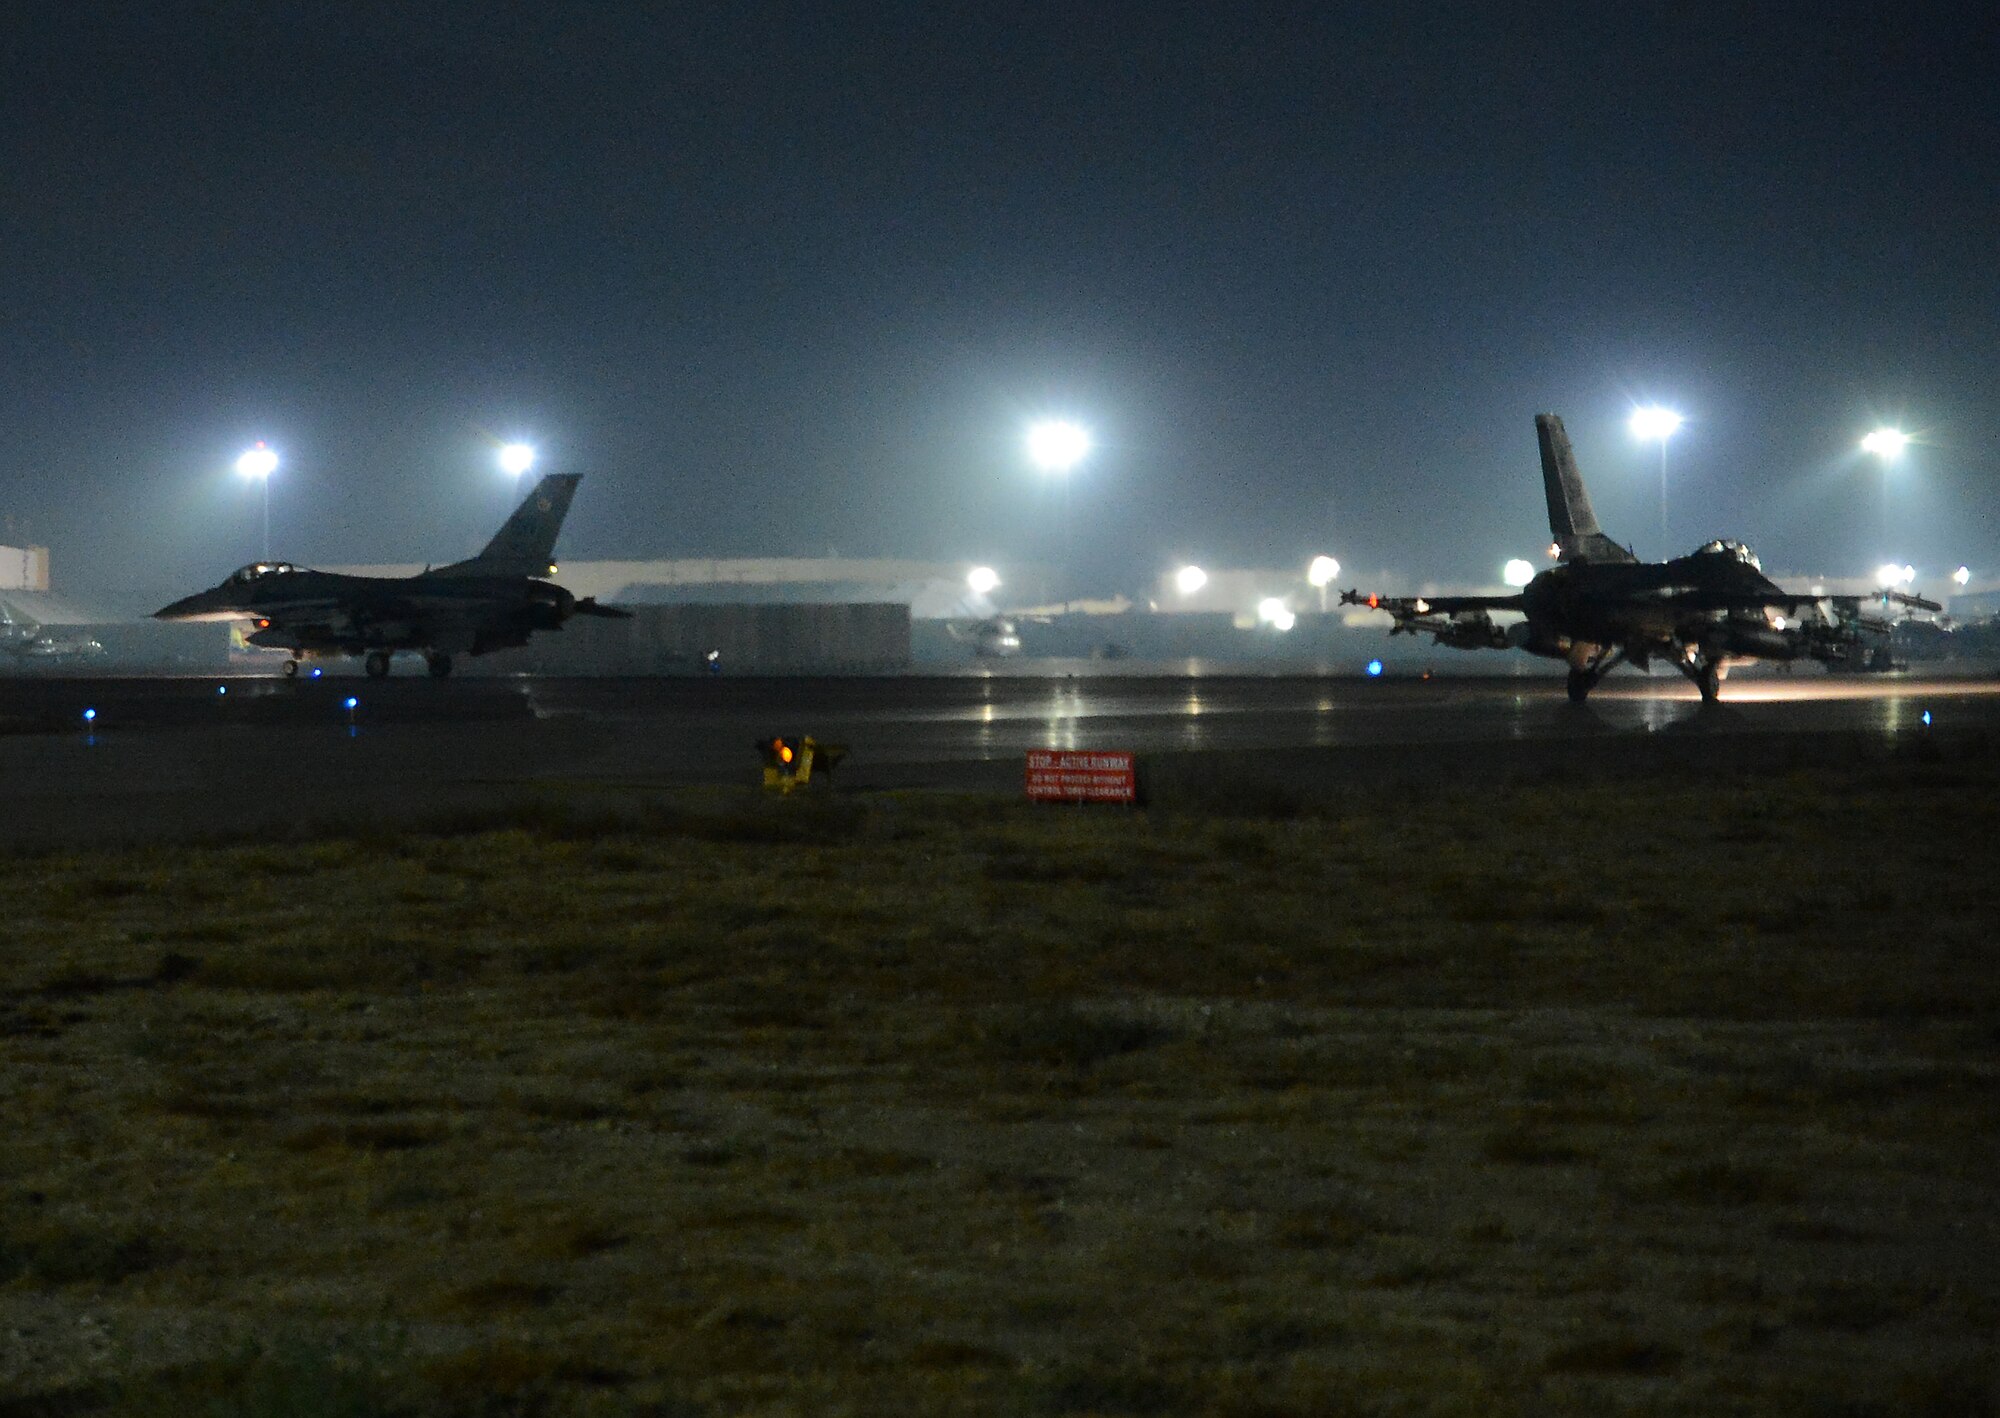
[1025,749,1136,804]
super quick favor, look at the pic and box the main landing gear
[364,650,392,679]
[281,658,299,678]
[1564,646,1625,704]
[426,652,453,679]
[1677,653,1724,703]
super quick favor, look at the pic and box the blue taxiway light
[343,697,359,711]
[217,685,227,696]
[1922,710,1932,726]
[1366,659,1384,677]
[82,708,97,722]
[310,667,323,679]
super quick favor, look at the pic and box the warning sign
[1025,749,1137,804]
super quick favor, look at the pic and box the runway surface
[2,669,1995,846]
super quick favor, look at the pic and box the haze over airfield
[4,5,1994,608]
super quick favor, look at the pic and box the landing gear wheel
[1566,667,1597,704]
[364,651,391,679]
[426,652,453,679]
[281,658,299,679]
[1697,660,1721,704]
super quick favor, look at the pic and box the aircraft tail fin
[432,473,581,578]
[1536,414,1636,565]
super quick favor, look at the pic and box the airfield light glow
[1306,555,1340,588]
[499,443,536,476]
[1256,597,1295,631]
[235,443,278,480]
[1026,420,1090,472]
[343,696,359,711]
[1861,428,1910,461]
[1502,558,1535,587]
[82,708,96,722]
[1174,565,1208,596]
[1953,565,1971,587]
[1628,406,1683,442]
[966,565,1001,596]
[1366,659,1383,677]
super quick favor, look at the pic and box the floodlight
[1953,565,1971,587]
[1027,420,1090,472]
[1861,428,1910,461]
[236,443,278,479]
[499,443,536,476]
[1307,555,1340,588]
[966,565,1001,596]
[1628,406,1684,442]
[1256,597,1289,624]
[1503,559,1535,588]
[1174,565,1207,596]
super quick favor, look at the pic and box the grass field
[1,749,1995,1415]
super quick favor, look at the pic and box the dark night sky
[4,3,1995,607]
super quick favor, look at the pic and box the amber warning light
[757,735,847,795]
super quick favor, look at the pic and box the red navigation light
[1366,594,1380,609]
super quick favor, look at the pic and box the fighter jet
[155,473,628,678]
[1343,415,1940,703]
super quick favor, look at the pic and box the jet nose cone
[154,591,222,620]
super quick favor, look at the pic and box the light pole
[1027,420,1090,609]
[236,443,278,559]
[1860,428,1909,546]
[1307,554,1340,612]
[1629,406,1683,553]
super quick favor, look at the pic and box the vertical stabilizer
[1535,415,1636,564]
[433,474,581,578]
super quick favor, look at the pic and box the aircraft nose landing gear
[364,651,392,679]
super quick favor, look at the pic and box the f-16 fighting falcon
[1344,415,1940,703]
[155,473,629,679]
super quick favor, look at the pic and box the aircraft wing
[1339,589,1524,650]
[1657,587,1937,613]
[1339,590,1524,616]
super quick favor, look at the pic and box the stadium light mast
[1026,419,1091,611]
[236,442,279,560]
[1307,554,1340,612]
[1628,406,1683,553]
[1861,427,1910,545]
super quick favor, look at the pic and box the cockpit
[225,562,304,585]
[1691,539,1762,570]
